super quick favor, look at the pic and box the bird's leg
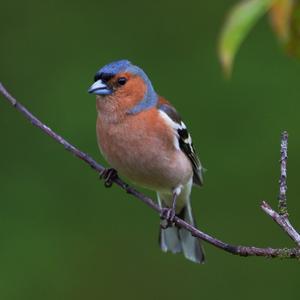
[99,168,118,187]
[160,187,181,228]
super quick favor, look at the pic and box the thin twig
[278,131,288,216]
[1,82,300,259]
[261,201,300,246]
[259,131,300,246]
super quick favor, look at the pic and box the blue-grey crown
[97,60,151,83]
[99,59,132,76]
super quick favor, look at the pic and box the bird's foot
[160,208,176,229]
[99,168,118,187]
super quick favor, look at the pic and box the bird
[88,59,205,263]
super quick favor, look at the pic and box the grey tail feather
[159,200,205,264]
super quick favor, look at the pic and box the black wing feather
[158,103,203,186]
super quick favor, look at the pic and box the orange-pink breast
[96,108,193,192]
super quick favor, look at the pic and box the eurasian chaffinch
[88,60,205,263]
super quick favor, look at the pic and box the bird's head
[88,60,157,114]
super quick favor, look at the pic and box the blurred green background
[1,0,300,299]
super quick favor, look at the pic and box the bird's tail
[158,194,205,264]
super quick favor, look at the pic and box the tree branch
[1,82,300,260]
[259,131,300,246]
[278,131,288,216]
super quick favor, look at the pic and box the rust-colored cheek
[114,76,147,111]
[95,76,148,118]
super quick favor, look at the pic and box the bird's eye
[118,77,127,85]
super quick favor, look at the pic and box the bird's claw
[99,168,118,187]
[160,208,176,229]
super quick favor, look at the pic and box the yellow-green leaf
[219,0,277,77]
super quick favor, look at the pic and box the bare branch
[259,132,300,246]
[261,201,300,246]
[278,131,288,215]
[1,82,300,260]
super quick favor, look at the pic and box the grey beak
[88,79,112,95]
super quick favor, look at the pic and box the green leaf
[219,0,276,77]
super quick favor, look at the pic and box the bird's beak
[88,79,112,95]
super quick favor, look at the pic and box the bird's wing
[157,98,204,186]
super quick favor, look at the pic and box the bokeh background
[1,0,300,299]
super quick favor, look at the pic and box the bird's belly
[98,122,192,192]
